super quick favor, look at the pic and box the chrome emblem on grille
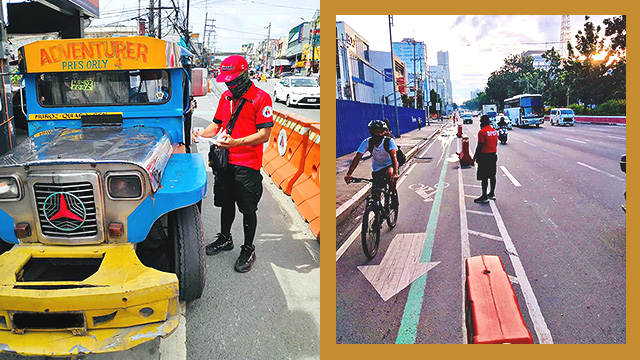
[43,192,87,231]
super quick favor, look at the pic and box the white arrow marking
[358,233,440,301]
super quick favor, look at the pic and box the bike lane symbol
[408,182,450,202]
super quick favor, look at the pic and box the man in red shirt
[472,115,498,203]
[192,55,273,272]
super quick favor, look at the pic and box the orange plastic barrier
[262,110,320,239]
[291,123,320,205]
[263,110,295,166]
[267,116,315,193]
[459,135,473,166]
[466,255,533,344]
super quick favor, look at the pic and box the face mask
[226,71,252,98]
[371,134,383,142]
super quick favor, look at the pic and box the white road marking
[418,140,437,158]
[565,137,587,144]
[500,166,522,187]
[468,229,503,242]
[358,233,440,301]
[336,226,359,261]
[464,184,481,188]
[577,162,625,182]
[399,163,418,185]
[522,140,535,146]
[607,135,626,140]
[464,194,477,199]
[466,210,494,216]
[489,200,554,344]
[458,140,470,344]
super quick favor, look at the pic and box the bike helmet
[368,120,386,133]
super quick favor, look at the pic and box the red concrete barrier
[544,115,625,125]
[466,255,533,344]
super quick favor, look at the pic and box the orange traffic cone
[459,135,474,166]
[457,124,463,138]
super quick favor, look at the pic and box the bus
[503,94,544,127]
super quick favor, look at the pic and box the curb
[336,121,450,227]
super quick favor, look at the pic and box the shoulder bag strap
[226,98,249,136]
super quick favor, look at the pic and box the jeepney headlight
[106,173,143,199]
[0,176,21,200]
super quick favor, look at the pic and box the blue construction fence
[336,99,428,157]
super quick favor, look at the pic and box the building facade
[392,38,428,107]
[336,21,379,103]
[369,50,407,106]
[522,50,550,70]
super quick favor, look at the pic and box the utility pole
[149,0,155,37]
[310,17,318,74]
[265,22,271,75]
[158,0,162,39]
[388,15,400,138]
[412,40,417,109]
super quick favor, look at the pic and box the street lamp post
[388,15,400,138]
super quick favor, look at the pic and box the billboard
[68,0,99,17]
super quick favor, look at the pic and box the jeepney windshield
[36,69,171,107]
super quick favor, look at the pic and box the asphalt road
[336,119,626,344]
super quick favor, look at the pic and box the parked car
[278,71,293,78]
[549,108,575,126]
[273,76,320,107]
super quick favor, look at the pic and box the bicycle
[351,177,399,260]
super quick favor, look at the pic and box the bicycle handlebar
[350,177,372,183]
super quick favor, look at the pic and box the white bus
[503,94,544,127]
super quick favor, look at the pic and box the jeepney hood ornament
[0,126,173,191]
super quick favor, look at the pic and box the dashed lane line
[577,161,625,182]
[500,166,522,187]
[468,229,503,242]
[607,135,626,140]
[466,209,494,216]
[489,200,554,344]
[565,137,587,144]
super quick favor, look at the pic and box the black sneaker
[487,193,496,200]
[206,233,233,255]
[474,196,489,203]
[234,245,256,273]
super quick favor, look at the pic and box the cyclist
[344,120,399,196]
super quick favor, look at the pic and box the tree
[429,89,443,114]
[485,54,534,109]
[603,15,626,101]
[564,16,615,106]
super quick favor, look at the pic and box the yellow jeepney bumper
[0,243,179,356]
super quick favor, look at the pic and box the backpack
[368,137,406,167]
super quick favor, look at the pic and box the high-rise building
[429,65,447,104]
[522,50,550,70]
[392,38,428,108]
[436,51,453,105]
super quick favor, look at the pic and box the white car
[549,108,575,126]
[492,115,512,130]
[273,76,320,107]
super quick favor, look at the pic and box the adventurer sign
[19,36,182,73]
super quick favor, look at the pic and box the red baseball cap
[216,55,249,82]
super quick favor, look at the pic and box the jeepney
[0,37,207,356]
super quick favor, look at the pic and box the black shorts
[476,152,497,180]
[213,164,263,214]
[372,165,392,189]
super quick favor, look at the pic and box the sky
[88,0,319,53]
[336,15,618,104]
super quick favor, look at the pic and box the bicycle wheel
[385,191,399,228]
[361,203,380,260]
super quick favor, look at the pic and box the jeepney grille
[34,182,98,238]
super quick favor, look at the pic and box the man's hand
[191,129,202,143]
[392,173,399,180]
[344,174,352,184]
[216,134,239,149]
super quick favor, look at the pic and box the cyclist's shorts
[372,165,392,189]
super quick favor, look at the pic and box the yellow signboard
[28,112,123,121]
[20,36,182,73]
